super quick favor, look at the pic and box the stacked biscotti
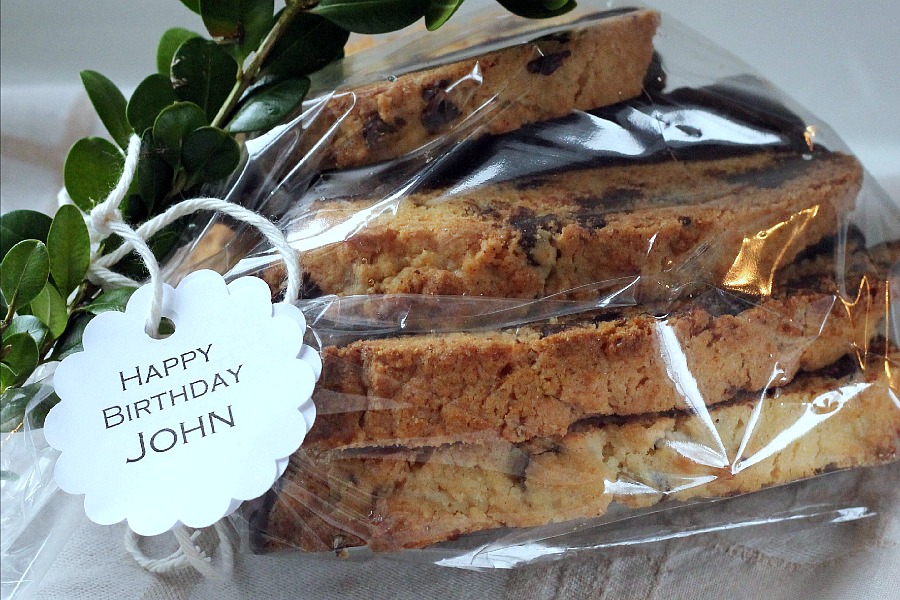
[302,8,660,170]
[252,9,900,554]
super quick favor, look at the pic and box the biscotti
[269,150,861,301]
[302,8,660,170]
[305,246,891,450]
[257,352,900,552]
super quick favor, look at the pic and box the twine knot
[88,205,121,238]
[63,132,304,574]
[70,133,304,335]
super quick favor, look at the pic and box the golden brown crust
[259,354,900,552]
[304,248,891,449]
[302,9,660,170]
[268,151,862,301]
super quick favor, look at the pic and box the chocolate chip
[574,213,608,230]
[534,31,572,44]
[362,113,405,147]
[642,51,667,94]
[422,79,447,100]
[679,215,693,226]
[664,81,810,150]
[540,323,570,337]
[508,207,538,260]
[722,155,812,190]
[526,50,572,76]
[476,204,502,220]
[536,214,562,233]
[508,207,561,266]
[514,177,549,191]
[817,354,857,380]
[676,124,703,138]
[514,451,530,488]
[421,79,461,134]
[301,274,324,299]
[574,187,643,212]
[697,289,753,317]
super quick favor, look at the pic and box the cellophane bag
[4,0,898,590]
[178,2,900,566]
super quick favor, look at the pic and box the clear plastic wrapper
[4,1,899,586]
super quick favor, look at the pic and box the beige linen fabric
[31,465,900,599]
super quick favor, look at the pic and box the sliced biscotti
[302,9,660,170]
[257,352,900,552]
[303,239,894,450]
[271,150,861,300]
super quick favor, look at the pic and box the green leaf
[179,0,201,14]
[171,38,239,122]
[0,380,56,432]
[0,241,49,312]
[1,333,39,386]
[0,364,15,394]
[200,0,274,62]
[425,0,465,30]
[47,204,91,299]
[63,137,124,211]
[261,12,349,78]
[0,470,19,482]
[0,210,52,259]
[80,70,131,149]
[0,383,30,430]
[4,316,48,348]
[138,130,173,213]
[149,227,183,265]
[121,193,149,226]
[28,391,60,429]
[493,0,576,19]
[152,102,208,168]
[312,0,428,34]
[84,287,136,314]
[127,73,179,134]
[49,312,93,362]
[157,28,202,74]
[112,222,188,282]
[227,77,309,133]
[158,317,176,337]
[23,284,68,339]
[109,247,147,282]
[182,126,241,183]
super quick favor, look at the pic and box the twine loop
[65,133,302,574]
[66,133,303,336]
[123,522,235,579]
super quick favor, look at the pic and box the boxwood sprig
[0,0,576,435]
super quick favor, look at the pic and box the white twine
[124,522,235,579]
[81,134,303,335]
[73,133,303,573]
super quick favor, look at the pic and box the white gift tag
[44,270,320,536]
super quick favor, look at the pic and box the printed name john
[99,343,245,463]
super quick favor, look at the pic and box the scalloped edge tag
[44,271,320,536]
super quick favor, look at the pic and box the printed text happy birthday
[100,343,244,463]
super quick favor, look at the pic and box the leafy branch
[0,0,576,433]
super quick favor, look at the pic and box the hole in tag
[158,318,176,338]
[146,317,176,339]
